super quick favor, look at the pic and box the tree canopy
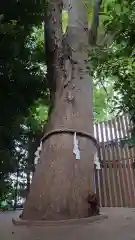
[88,0,135,142]
[0,0,49,198]
[89,0,135,118]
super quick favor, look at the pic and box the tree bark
[14,167,19,211]
[22,0,95,221]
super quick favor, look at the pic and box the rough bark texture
[22,0,95,221]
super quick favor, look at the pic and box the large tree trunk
[22,0,95,221]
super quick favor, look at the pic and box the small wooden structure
[94,115,135,207]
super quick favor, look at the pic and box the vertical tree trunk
[26,171,31,195]
[22,0,95,221]
[14,167,19,210]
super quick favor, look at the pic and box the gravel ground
[0,208,135,240]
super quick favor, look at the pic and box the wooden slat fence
[94,115,135,207]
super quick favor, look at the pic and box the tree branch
[88,0,102,46]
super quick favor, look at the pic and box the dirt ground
[1,208,135,240]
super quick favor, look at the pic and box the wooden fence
[94,115,135,207]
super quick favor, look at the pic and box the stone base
[12,214,108,227]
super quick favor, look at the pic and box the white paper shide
[73,132,80,160]
[34,141,42,165]
[94,152,101,170]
